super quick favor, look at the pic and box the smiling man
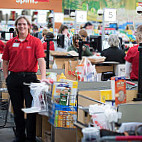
[2,15,46,142]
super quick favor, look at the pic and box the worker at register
[101,34,125,63]
[67,34,93,56]
[2,15,46,142]
[58,24,71,51]
[125,25,142,80]
[42,31,55,51]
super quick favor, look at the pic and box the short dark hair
[32,25,38,31]
[46,32,54,38]
[83,22,92,29]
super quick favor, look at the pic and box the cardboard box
[36,114,51,142]
[111,76,126,106]
[53,56,77,69]
[54,127,77,142]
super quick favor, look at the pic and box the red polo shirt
[125,45,139,80]
[43,41,55,51]
[0,40,5,54]
[2,34,45,72]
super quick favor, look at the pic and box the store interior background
[0,0,142,50]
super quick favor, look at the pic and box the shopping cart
[0,87,15,134]
[99,136,142,142]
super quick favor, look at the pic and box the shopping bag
[75,57,97,82]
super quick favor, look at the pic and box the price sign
[54,13,64,23]
[104,9,116,22]
[38,10,47,24]
[76,11,87,23]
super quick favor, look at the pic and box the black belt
[10,71,36,76]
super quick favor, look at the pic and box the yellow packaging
[100,90,112,103]
[57,111,66,128]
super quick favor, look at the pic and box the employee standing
[125,25,142,80]
[58,24,71,51]
[2,16,46,142]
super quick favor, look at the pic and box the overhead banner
[16,0,49,4]
[36,0,49,2]
[0,0,62,12]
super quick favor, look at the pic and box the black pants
[6,72,38,141]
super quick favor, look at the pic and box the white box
[115,64,125,76]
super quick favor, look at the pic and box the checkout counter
[36,68,139,142]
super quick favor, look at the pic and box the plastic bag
[29,82,49,111]
[91,112,109,130]
[75,57,97,81]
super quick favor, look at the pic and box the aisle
[0,128,15,142]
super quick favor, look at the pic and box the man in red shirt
[125,44,139,80]
[2,16,46,142]
[125,25,142,80]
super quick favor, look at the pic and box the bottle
[58,73,66,81]
[52,60,57,69]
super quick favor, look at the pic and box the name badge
[12,43,20,47]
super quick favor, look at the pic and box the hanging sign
[38,10,47,24]
[54,13,64,23]
[76,11,87,23]
[104,8,116,22]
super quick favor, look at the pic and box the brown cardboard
[36,114,42,138]
[50,51,68,56]
[42,116,51,141]
[95,65,113,73]
[65,60,79,81]
[44,131,51,142]
[77,108,91,126]
[36,114,51,142]
[88,57,106,64]
[54,128,77,142]
[54,57,77,69]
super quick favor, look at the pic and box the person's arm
[3,60,9,79]
[67,46,72,52]
[83,45,93,56]
[38,58,46,80]
[125,61,132,79]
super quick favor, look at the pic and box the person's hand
[82,46,86,51]
[40,78,54,84]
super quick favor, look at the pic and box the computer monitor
[57,34,64,48]
[89,35,102,52]
[1,31,15,41]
